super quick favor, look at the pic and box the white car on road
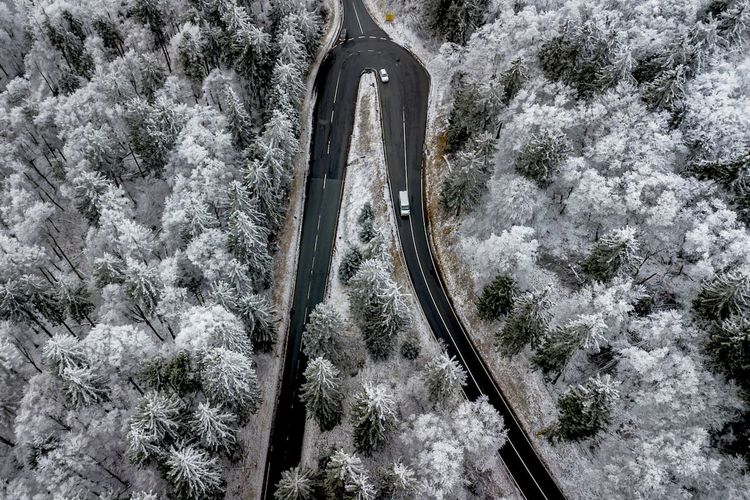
[379,68,389,83]
[399,190,410,217]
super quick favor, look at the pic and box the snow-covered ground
[224,1,342,497]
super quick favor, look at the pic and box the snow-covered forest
[374,0,750,497]
[0,0,325,497]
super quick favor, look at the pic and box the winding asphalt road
[262,1,566,499]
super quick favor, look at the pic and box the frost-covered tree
[201,347,261,420]
[440,149,491,217]
[380,461,418,499]
[423,352,467,407]
[496,288,551,356]
[300,356,343,431]
[323,449,375,500]
[544,374,619,443]
[693,270,750,320]
[642,64,687,112]
[274,466,317,500]
[222,85,254,149]
[444,82,485,153]
[55,277,94,325]
[400,335,420,360]
[227,209,272,288]
[166,444,225,499]
[60,365,108,407]
[42,334,86,375]
[338,246,364,284]
[423,0,490,45]
[349,260,409,360]
[476,274,518,321]
[357,202,378,242]
[499,58,527,105]
[532,314,608,382]
[123,259,162,317]
[707,315,750,387]
[302,302,344,366]
[514,130,569,188]
[351,382,398,454]
[580,226,639,283]
[538,21,617,98]
[127,391,184,464]
[177,304,252,356]
[191,402,238,454]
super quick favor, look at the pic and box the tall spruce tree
[423,352,467,407]
[580,226,639,283]
[543,374,619,443]
[496,289,551,356]
[300,357,344,431]
[274,466,317,500]
[349,259,409,360]
[323,449,375,500]
[694,270,750,320]
[350,382,397,454]
[476,274,518,321]
[440,149,491,217]
[515,130,569,188]
[302,302,344,366]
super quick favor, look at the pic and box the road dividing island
[297,72,519,498]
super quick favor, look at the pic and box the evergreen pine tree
[499,58,527,104]
[166,444,225,500]
[302,302,344,365]
[222,85,254,149]
[380,461,418,499]
[55,277,94,324]
[642,64,687,112]
[445,82,485,153]
[323,449,375,500]
[694,271,750,320]
[707,316,750,388]
[338,246,364,284]
[423,352,467,407]
[440,149,491,217]
[543,374,619,443]
[201,347,261,421]
[349,260,409,360]
[60,365,108,407]
[274,466,317,500]
[476,274,518,321]
[532,314,608,382]
[350,382,397,454]
[42,333,86,375]
[496,289,551,356]
[580,226,639,282]
[399,335,420,360]
[191,402,238,454]
[515,130,570,188]
[300,357,344,431]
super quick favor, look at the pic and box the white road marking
[352,2,364,34]
[330,108,334,122]
[327,140,330,154]
[323,172,328,189]
[333,67,343,103]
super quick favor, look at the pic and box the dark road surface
[262,1,566,498]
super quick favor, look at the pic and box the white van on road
[399,190,410,217]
